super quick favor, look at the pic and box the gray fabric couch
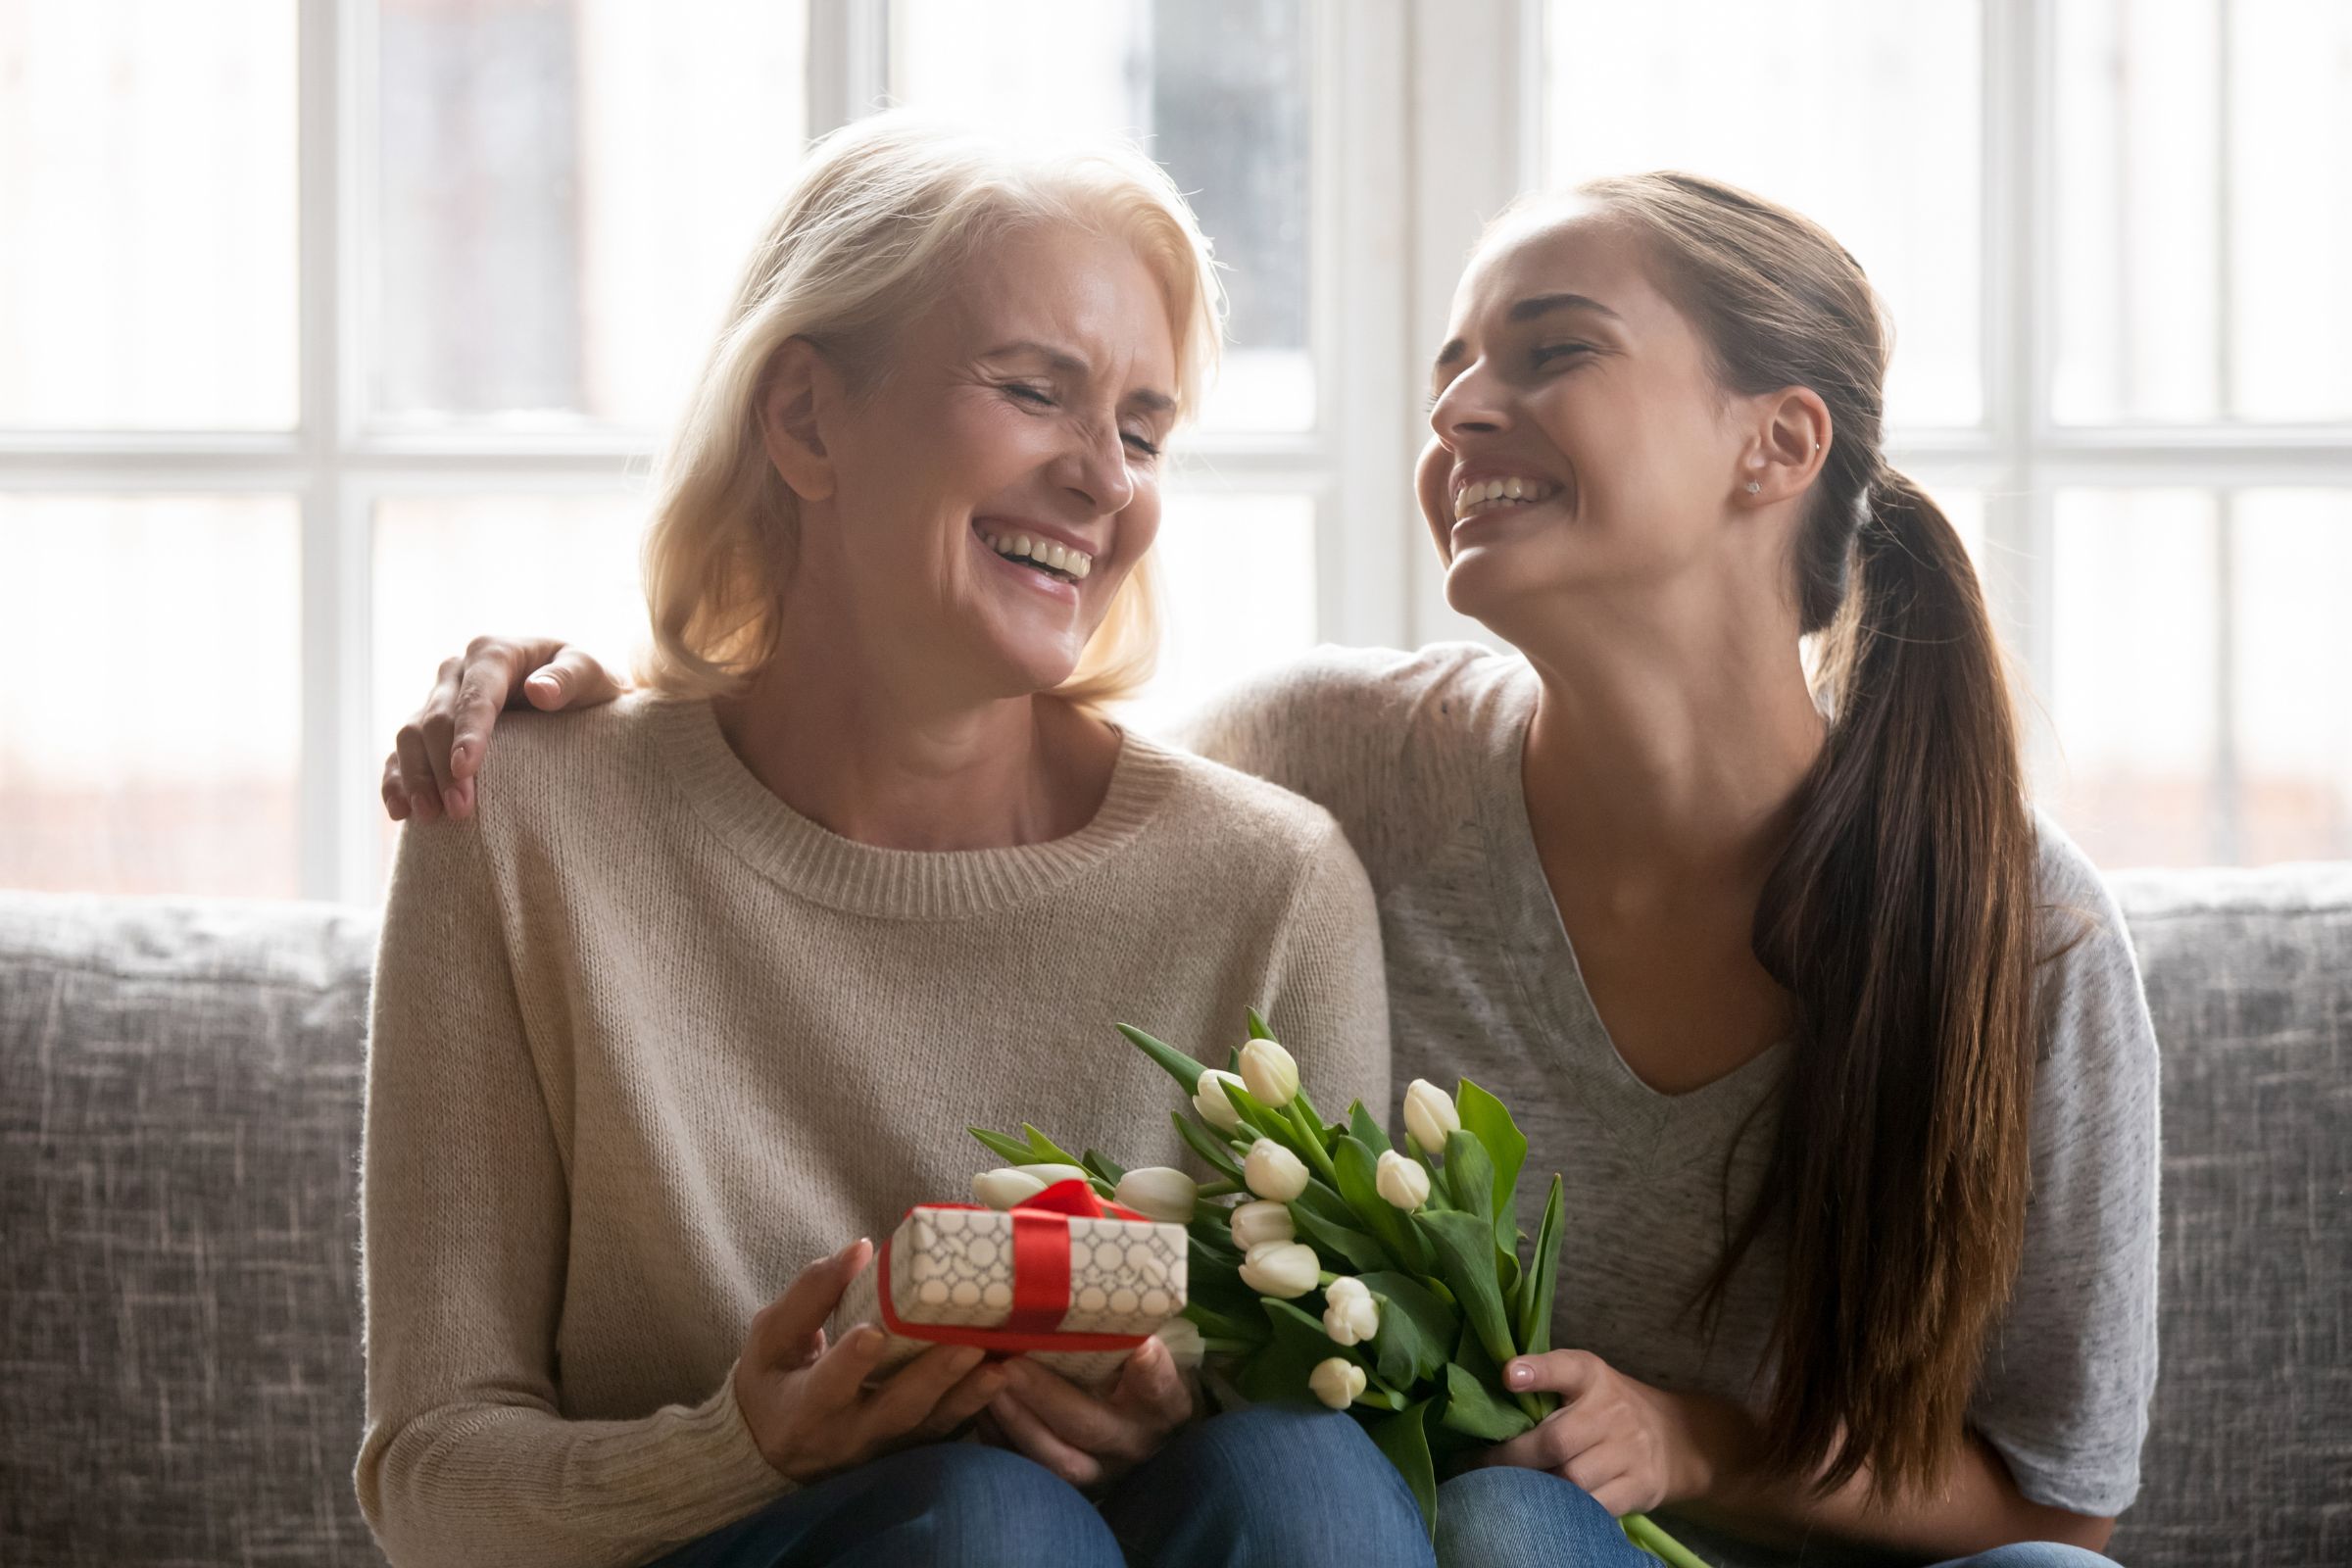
[2,868,2346,1566]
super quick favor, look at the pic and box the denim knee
[875,1444,1121,1566]
[1433,1465,1648,1568]
[1936,1544,2120,1568]
[1106,1404,1433,1568]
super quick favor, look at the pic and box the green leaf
[1417,1208,1518,1369]
[1173,1111,1245,1182]
[1455,1078,1528,1255]
[1226,1080,1307,1152]
[1023,1124,1085,1166]
[1518,1173,1565,1356]
[1181,1298,1268,1346]
[1262,1296,1346,1363]
[1438,1361,1535,1442]
[1348,1100,1394,1155]
[1332,1135,1417,1265]
[1081,1148,1126,1187]
[1119,1022,1206,1095]
[1357,1269,1457,1388]
[1370,1400,1439,1538]
[968,1127,1036,1166]
[1246,1005,1277,1041]
[1443,1129,1497,1237]
[1288,1196,1393,1274]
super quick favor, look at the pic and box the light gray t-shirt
[1180,642,2160,1563]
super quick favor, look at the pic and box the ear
[758,337,844,504]
[1736,386,1833,508]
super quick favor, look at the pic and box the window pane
[0,496,300,895]
[1543,0,1982,428]
[890,0,1315,433]
[2046,490,2221,868]
[2230,492,2352,861]
[370,0,807,431]
[2054,0,2352,423]
[370,492,651,886]
[1121,491,1317,736]
[0,2,296,429]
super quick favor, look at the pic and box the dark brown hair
[1562,172,2041,1500]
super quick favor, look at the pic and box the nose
[1057,416,1137,516]
[1428,358,1510,444]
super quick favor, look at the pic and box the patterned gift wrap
[830,1182,1189,1390]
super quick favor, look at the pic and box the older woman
[356,115,1390,1568]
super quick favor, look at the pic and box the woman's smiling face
[1417,205,1759,642]
[782,220,1179,699]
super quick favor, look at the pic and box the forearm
[358,1381,786,1568]
[1664,1392,2114,1558]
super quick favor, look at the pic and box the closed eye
[1533,343,1594,367]
[1004,383,1055,408]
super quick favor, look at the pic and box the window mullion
[808,0,889,137]
[298,0,350,902]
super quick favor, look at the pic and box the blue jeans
[1435,1464,2121,1568]
[645,1442,1121,1567]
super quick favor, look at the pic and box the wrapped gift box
[830,1181,1188,1390]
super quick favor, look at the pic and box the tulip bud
[1194,1068,1246,1133]
[1243,1138,1309,1202]
[1402,1079,1461,1153]
[1239,1037,1300,1105]
[1321,1276,1381,1347]
[1229,1198,1296,1250]
[1309,1356,1368,1409]
[1375,1149,1431,1211]
[1238,1240,1320,1298]
[1153,1315,1205,1370]
[1114,1165,1198,1224]
[972,1167,1049,1210]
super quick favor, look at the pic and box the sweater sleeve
[356,813,788,1568]
[1259,816,1393,1130]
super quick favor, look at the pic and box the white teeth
[1451,477,1558,517]
[981,528,1094,580]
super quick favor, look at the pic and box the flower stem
[1621,1512,1710,1568]
[1197,1180,1242,1199]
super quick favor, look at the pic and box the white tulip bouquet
[970,1011,1705,1563]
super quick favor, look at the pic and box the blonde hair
[635,112,1224,710]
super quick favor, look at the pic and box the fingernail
[450,742,471,770]
[448,782,471,814]
[836,1238,867,1263]
[853,1325,885,1352]
[1506,1361,1532,1389]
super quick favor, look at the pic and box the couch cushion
[2106,862,2352,1568]
[1,892,383,1566]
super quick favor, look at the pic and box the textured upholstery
[2,867,2346,1566]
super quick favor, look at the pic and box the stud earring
[1745,481,1761,494]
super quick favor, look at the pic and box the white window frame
[7,0,2345,902]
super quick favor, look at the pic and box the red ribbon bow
[873,1180,1155,1354]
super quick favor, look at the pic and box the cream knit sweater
[355,693,1389,1568]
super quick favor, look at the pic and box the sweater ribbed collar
[643,694,1182,919]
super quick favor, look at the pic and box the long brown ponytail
[1563,173,2042,1499]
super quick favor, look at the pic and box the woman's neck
[1514,596,1827,903]
[711,648,1119,853]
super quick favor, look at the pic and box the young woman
[389,172,2157,1568]
[356,115,1392,1568]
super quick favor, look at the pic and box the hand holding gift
[732,1239,1007,1484]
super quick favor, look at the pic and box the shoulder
[2025,809,2161,1119]
[465,690,679,851]
[1135,728,1358,869]
[1174,641,1513,768]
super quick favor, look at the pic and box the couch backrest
[2,893,382,1565]
[2102,863,2352,1568]
[3,868,2346,1567]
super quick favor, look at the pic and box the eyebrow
[1430,293,1623,376]
[980,340,1177,416]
